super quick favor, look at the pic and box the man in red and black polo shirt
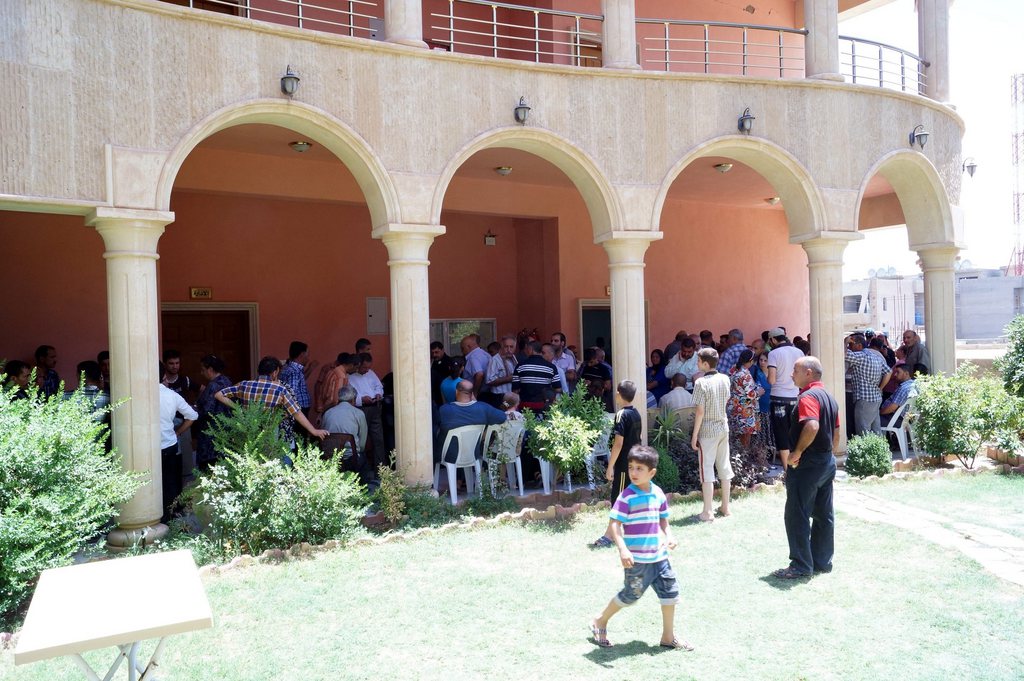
[772,355,840,579]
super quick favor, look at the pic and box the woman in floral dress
[727,348,759,448]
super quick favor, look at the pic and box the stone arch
[652,135,826,240]
[431,127,623,239]
[854,150,956,250]
[157,99,400,229]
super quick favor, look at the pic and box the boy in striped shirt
[590,445,692,651]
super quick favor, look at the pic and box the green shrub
[652,446,680,493]
[375,454,407,524]
[997,315,1024,400]
[402,486,458,527]
[196,444,368,555]
[912,363,1004,469]
[208,403,287,462]
[845,433,894,478]
[523,408,600,476]
[0,385,138,626]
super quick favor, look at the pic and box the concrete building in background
[0,0,964,547]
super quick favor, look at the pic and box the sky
[838,0,1024,280]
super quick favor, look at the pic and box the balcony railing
[429,0,603,66]
[636,19,806,78]
[169,0,380,37]
[839,35,928,94]
[161,1,929,95]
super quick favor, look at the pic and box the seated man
[880,362,917,428]
[436,380,506,465]
[322,384,370,479]
[659,372,696,413]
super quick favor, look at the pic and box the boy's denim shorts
[615,559,680,606]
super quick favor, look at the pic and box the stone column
[601,0,639,70]
[917,0,950,102]
[385,0,428,48]
[918,244,959,375]
[802,235,856,451]
[87,207,174,549]
[598,232,662,438]
[803,0,842,81]
[373,223,445,484]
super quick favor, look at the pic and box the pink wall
[0,211,107,390]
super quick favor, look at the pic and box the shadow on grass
[668,514,707,529]
[583,639,677,667]
[522,517,579,534]
[758,572,812,591]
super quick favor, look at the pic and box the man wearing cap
[879,362,917,427]
[766,328,804,468]
[845,333,892,436]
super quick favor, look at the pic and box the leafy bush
[402,486,458,527]
[911,363,1004,468]
[845,433,894,478]
[728,431,772,488]
[997,315,1024,400]
[375,454,407,524]
[196,444,367,555]
[650,411,682,453]
[0,385,138,626]
[208,403,286,463]
[523,408,600,476]
[652,446,680,493]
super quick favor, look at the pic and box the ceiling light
[764,197,780,205]
[495,166,512,176]
[909,124,929,149]
[714,163,733,174]
[289,141,312,153]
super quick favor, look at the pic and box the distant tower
[1010,73,1024,276]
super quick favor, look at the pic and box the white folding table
[14,550,214,680]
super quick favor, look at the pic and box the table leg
[126,641,141,681]
[70,654,102,681]
[138,637,167,680]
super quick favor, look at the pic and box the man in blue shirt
[436,380,507,464]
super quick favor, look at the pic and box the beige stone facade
[0,0,963,543]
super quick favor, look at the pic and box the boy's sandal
[590,622,612,648]
[771,567,811,580]
[590,536,613,548]
[659,637,694,651]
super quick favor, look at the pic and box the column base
[387,38,429,49]
[603,62,641,70]
[106,522,169,553]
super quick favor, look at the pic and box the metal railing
[636,18,806,78]
[172,0,381,38]
[839,35,927,94]
[429,0,603,66]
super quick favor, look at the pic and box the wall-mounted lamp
[484,230,498,246]
[714,162,733,174]
[280,65,301,97]
[962,157,978,177]
[289,141,312,153]
[494,166,512,176]
[764,196,781,205]
[737,107,755,134]
[514,96,531,125]
[909,124,930,149]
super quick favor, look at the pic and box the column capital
[87,207,174,256]
[373,223,446,263]
[916,243,960,270]
[799,232,859,265]
[597,231,663,264]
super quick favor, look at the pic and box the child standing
[592,380,643,548]
[590,445,692,650]
[690,347,734,522]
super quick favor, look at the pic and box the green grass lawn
[864,472,1024,540]
[3,486,1023,681]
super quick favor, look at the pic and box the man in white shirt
[347,352,386,470]
[659,373,696,412]
[461,334,491,398]
[159,372,198,524]
[549,332,577,373]
[664,338,699,390]
[766,328,806,467]
[485,335,518,403]
[541,343,570,394]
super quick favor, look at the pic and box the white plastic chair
[881,399,915,461]
[483,420,526,495]
[433,424,486,504]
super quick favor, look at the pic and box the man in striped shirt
[590,446,690,651]
[690,347,733,522]
[510,341,561,411]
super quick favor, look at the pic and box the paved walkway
[837,486,1024,587]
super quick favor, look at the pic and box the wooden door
[161,310,252,383]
